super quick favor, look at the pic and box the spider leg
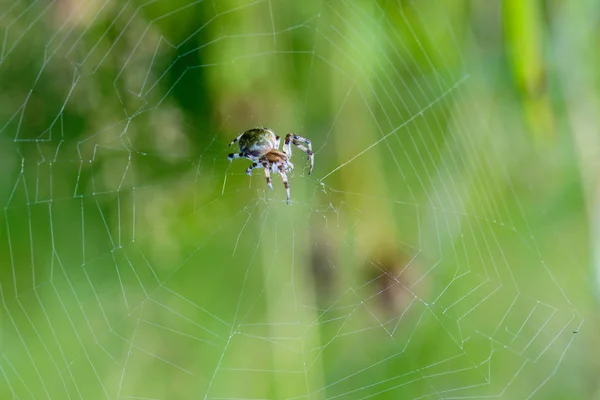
[278,165,291,204]
[275,135,281,150]
[228,152,247,162]
[228,132,245,147]
[245,160,273,189]
[283,135,292,157]
[284,133,314,175]
[263,162,273,189]
[245,162,260,176]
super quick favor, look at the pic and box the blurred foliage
[0,0,598,399]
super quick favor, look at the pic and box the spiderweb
[0,1,583,399]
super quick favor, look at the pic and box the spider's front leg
[228,152,246,162]
[245,161,273,189]
[228,132,245,147]
[284,133,314,175]
[245,162,259,175]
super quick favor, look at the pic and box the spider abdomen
[238,128,277,157]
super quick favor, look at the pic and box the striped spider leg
[228,152,247,162]
[284,133,314,175]
[277,164,291,204]
[245,159,273,189]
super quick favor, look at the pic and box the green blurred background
[0,0,598,399]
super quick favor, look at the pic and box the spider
[228,127,314,204]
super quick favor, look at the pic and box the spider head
[265,150,287,164]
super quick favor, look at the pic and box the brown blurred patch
[54,0,105,29]
[308,232,337,305]
[363,249,429,321]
